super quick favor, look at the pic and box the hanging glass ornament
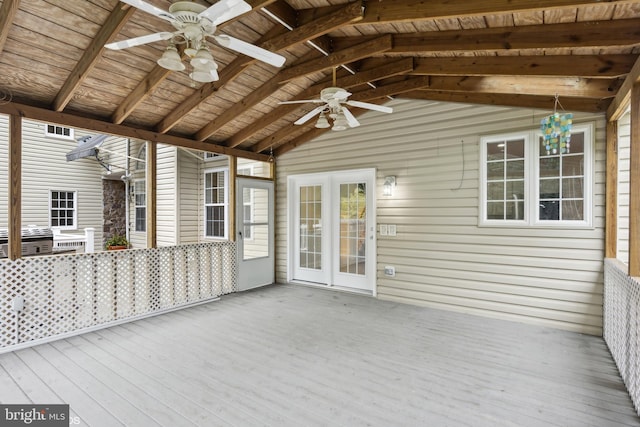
[540,95,573,155]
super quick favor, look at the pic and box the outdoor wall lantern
[383,176,396,196]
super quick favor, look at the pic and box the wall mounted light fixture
[383,176,396,196]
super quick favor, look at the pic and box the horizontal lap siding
[1,118,106,249]
[178,149,200,244]
[156,144,177,247]
[277,99,606,336]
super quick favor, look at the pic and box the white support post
[84,227,95,253]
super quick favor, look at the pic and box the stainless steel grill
[0,227,53,258]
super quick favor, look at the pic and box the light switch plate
[380,224,388,236]
[388,224,397,236]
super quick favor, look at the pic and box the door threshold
[290,280,374,296]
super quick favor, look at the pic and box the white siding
[157,144,177,247]
[277,99,606,336]
[0,117,114,250]
[178,149,201,244]
[128,140,147,249]
[616,111,630,266]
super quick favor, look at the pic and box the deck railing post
[84,227,95,253]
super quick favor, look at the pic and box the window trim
[49,190,77,230]
[45,124,74,140]
[479,123,594,228]
[134,179,146,233]
[204,167,229,240]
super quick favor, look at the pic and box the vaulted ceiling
[1,0,640,162]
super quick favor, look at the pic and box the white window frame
[204,167,229,240]
[238,166,254,240]
[134,179,146,232]
[45,124,74,140]
[49,190,77,230]
[479,123,593,228]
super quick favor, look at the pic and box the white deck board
[0,283,638,427]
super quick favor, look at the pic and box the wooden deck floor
[0,283,638,427]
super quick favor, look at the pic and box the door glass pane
[340,182,366,276]
[299,185,322,269]
[243,187,269,260]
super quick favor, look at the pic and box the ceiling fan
[280,69,393,131]
[105,0,286,83]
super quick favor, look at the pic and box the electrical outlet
[380,224,388,236]
[388,224,397,236]
[384,266,395,277]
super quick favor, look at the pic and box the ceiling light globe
[157,46,185,71]
[190,65,217,83]
[315,112,330,129]
[332,113,349,131]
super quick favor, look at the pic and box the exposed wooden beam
[244,58,415,152]
[8,114,21,260]
[195,36,395,142]
[277,35,393,83]
[112,65,172,124]
[155,1,363,133]
[424,76,619,99]
[390,19,640,53]
[399,90,609,113]
[360,0,640,24]
[412,55,637,79]
[110,1,276,125]
[605,120,618,259]
[608,54,640,120]
[0,0,20,56]
[52,3,135,112]
[146,141,157,249]
[0,101,270,162]
[630,83,640,276]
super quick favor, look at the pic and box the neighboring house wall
[128,139,147,249]
[616,111,630,266]
[103,178,126,247]
[276,99,606,336]
[0,116,119,250]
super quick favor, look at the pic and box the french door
[289,169,376,293]
[237,178,274,291]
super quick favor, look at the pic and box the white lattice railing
[604,258,640,416]
[0,242,236,352]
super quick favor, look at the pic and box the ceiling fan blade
[199,0,252,26]
[105,32,174,50]
[279,99,323,105]
[341,107,361,128]
[346,100,393,113]
[213,35,286,67]
[118,0,176,23]
[295,106,326,125]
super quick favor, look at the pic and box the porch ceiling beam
[155,1,363,134]
[0,101,270,162]
[276,34,392,83]
[607,54,640,120]
[399,90,609,113]
[52,3,136,112]
[412,55,637,79]
[195,3,364,141]
[108,0,275,125]
[424,75,619,99]
[359,0,640,24]
[257,77,428,154]
[0,0,20,56]
[329,18,640,54]
[244,58,415,152]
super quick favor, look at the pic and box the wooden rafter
[52,3,136,112]
[359,0,640,24]
[0,0,20,56]
[237,58,415,151]
[412,55,637,78]
[155,1,364,134]
[608,55,640,120]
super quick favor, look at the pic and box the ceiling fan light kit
[105,0,285,83]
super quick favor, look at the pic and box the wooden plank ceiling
[1,0,640,160]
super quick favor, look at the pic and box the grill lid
[0,227,53,242]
